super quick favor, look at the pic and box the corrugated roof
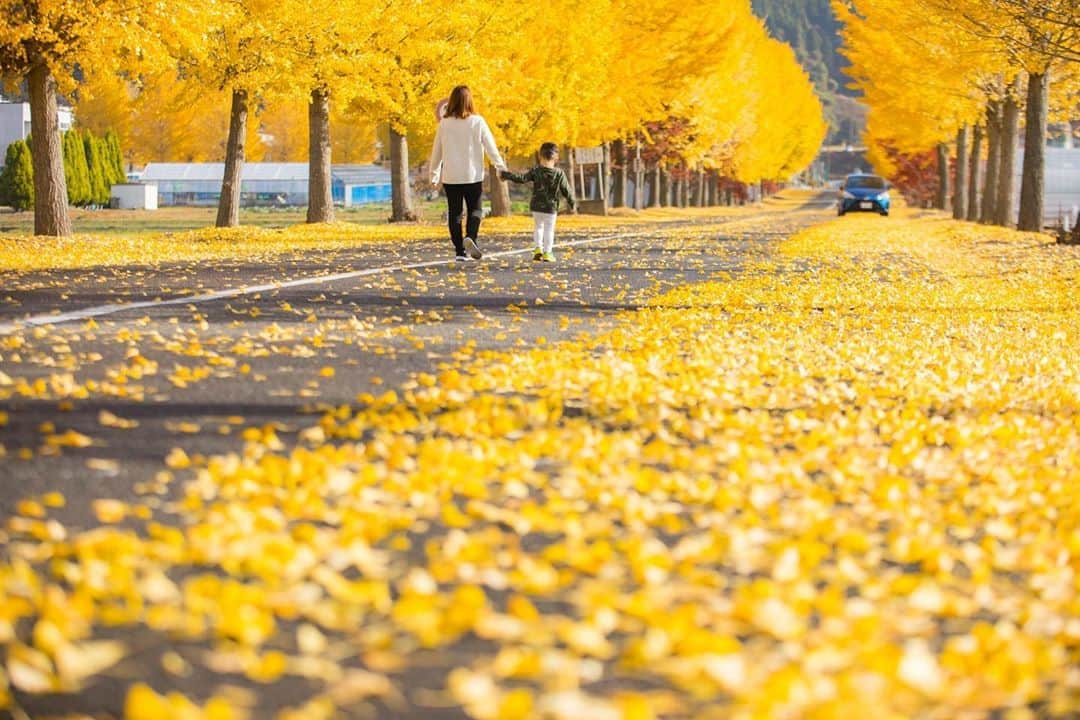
[141,162,391,183]
[333,164,393,185]
[142,163,308,181]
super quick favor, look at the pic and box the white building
[110,183,158,210]
[0,102,75,153]
[140,162,393,207]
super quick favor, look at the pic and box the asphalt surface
[0,195,835,717]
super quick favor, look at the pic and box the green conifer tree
[62,130,78,204]
[104,130,126,185]
[63,130,91,206]
[83,131,109,206]
[0,140,35,211]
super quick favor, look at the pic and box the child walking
[500,143,575,262]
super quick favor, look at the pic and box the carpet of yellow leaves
[0,197,807,273]
[1,211,1078,719]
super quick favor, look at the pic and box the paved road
[0,196,833,717]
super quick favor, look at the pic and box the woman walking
[428,86,508,261]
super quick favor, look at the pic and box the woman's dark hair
[539,143,559,160]
[445,86,475,118]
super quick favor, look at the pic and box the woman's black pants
[443,182,484,256]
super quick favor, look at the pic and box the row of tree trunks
[639,166,758,209]
[606,139,654,209]
[947,71,1049,231]
[5,61,375,232]
[54,77,1054,235]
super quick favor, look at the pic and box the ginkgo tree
[919,0,1080,230]
[276,0,403,224]
[0,0,169,235]
[346,0,522,221]
[835,0,994,212]
[159,0,285,227]
[632,4,824,202]
[836,0,1079,228]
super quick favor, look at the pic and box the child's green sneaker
[542,251,556,262]
[533,249,544,261]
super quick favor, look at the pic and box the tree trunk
[216,88,248,228]
[696,167,706,207]
[1018,70,1049,232]
[611,139,626,208]
[952,126,968,220]
[659,163,668,207]
[994,78,1021,227]
[967,124,982,222]
[27,64,71,236]
[649,163,661,208]
[565,145,577,209]
[388,125,416,222]
[306,88,334,224]
[981,100,1002,224]
[600,143,610,205]
[488,163,511,217]
[633,142,644,209]
[935,142,950,211]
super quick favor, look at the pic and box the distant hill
[751,0,865,146]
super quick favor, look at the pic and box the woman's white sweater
[428,115,507,185]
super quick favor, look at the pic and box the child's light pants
[532,212,557,253]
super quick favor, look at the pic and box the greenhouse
[140,162,392,207]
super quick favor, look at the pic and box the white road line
[0,229,657,335]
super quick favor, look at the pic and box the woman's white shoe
[464,237,483,259]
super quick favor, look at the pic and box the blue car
[838,173,890,216]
